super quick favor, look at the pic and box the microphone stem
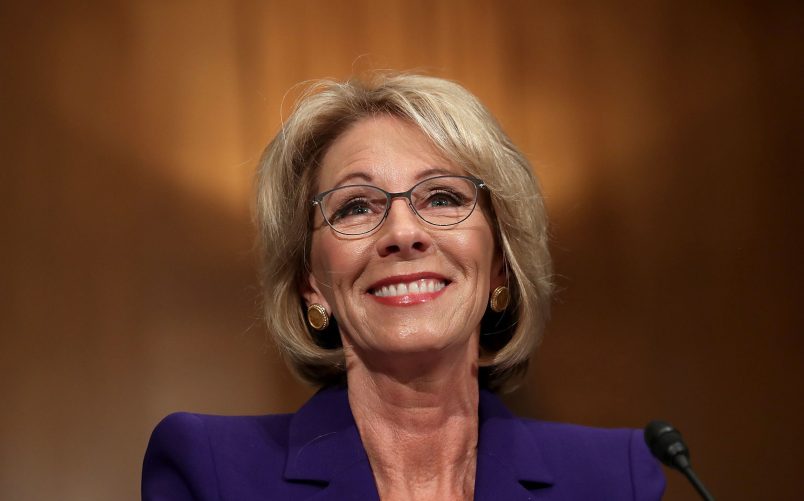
[681,465,715,501]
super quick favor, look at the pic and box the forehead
[316,115,462,191]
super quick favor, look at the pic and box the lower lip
[368,286,447,306]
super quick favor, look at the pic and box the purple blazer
[142,386,665,500]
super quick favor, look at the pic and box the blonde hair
[256,73,552,391]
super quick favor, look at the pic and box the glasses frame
[312,175,487,236]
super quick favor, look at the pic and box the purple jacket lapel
[284,385,553,500]
[284,386,380,500]
[475,390,554,499]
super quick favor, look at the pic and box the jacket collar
[284,385,554,500]
[474,389,554,499]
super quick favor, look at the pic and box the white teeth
[373,279,446,297]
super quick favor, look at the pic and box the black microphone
[644,420,715,501]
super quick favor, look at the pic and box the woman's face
[304,115,503,364]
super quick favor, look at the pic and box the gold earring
[306,304,329,331]
[489,285,510,313]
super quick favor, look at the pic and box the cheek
[451,226,497,275]
[310,233,372,289]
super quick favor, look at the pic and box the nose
[375,198,433,258]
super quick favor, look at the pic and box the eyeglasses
[312,175,487,236]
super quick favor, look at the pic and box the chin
[368,325,468,355]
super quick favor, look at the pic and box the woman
[142,74,665,500]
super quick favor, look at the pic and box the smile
[371,279,447,297]
[367,273,451,306]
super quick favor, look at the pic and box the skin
[303,115,504,500]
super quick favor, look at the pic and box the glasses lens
[411,176,479,226]
[321,185,388,235]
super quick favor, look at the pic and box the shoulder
[142,412,293,501]
[477,390,665,500]
[145,411,293,459]
[521,418,639,453]
[520,419,666,500]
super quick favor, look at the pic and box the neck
[345,340,480,500]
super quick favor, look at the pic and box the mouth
[371,278,447,297]
[367,273,450,305]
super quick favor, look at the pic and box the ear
[300,270,331,312]
[489,248,507,291]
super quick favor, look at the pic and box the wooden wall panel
[1,1,800,499]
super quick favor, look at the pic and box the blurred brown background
[1,1,801,499]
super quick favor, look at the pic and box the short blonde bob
[256,73,552,391]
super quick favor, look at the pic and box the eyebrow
[332,166,457,189]
[333,171,373,188]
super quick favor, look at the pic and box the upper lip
[366,272,450,292]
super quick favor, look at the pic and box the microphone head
[644,420,690,470]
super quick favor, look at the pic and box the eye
[425,189,467,208]
[330,198,374,221]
